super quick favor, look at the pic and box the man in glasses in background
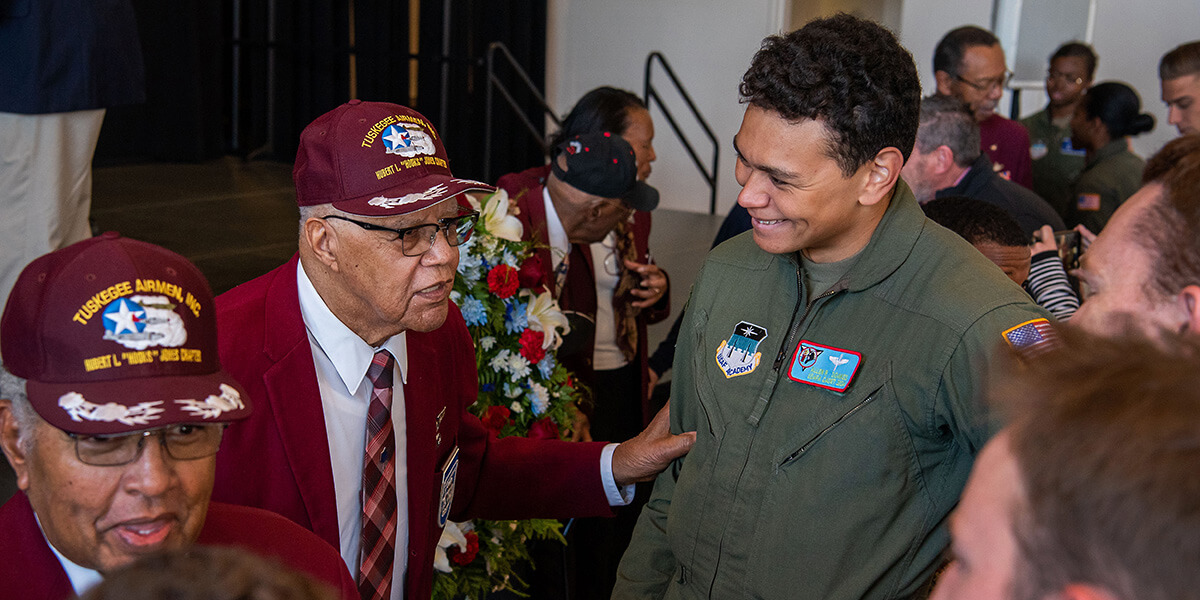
[934,25,1034,190]
[0,233,357,599]
[211,101,692,600]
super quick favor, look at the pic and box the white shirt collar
[35,513,103,596]
[296,261,408,394]
[542,186,570,270]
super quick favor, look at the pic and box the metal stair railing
[643,52,719,214]
[483,41,562,182]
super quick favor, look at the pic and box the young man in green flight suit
[613,14,1052,600]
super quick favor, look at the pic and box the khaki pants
[0,108,105,331]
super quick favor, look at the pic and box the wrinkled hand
[626,259,668,309]
[571,409,593,443]
[646,368,660,396]
[1031,224,1058,255]
[1074,224,1097,253]
[611,400,696,485]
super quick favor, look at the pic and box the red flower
[486,264,520,299]
[518,329,546,364]
[527,417,560,440]
[517,256,546,289]
[449,531,480,566]
[481,405,511,434]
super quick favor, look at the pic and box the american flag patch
[1002,318,1057,352]
[1077,193,1101,211]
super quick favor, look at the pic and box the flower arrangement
[434,189,583,599]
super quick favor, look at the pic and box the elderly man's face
[930,432,1023,600]
[1072,184,1184,335]
[330,199,462,340]
[0,404,214,572]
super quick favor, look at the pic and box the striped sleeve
[1024,251,1080,321]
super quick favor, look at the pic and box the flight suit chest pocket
[774,362,902,471]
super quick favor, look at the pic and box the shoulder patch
[1002,318,1057,353]
[1076,193,1101,211]
[715,321,768,378]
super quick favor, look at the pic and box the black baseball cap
[551,132,659,211]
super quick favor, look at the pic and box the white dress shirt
[297,264,409,599]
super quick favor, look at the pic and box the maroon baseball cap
[294,100,496,217]
[0,233,252,435]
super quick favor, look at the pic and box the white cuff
[601,443,636,505]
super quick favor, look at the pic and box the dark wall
[95,0,548,181]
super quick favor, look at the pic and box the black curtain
[95,0,226,164]
[95,0,548,179]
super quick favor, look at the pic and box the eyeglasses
[67,424,225,467]
[322,211,480,257]
[954,70,1013,93]
[1046,70,1086,86]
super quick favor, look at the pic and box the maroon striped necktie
[359,349,397,600]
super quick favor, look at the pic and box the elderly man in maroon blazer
[210,101,693,600]
[0,234,357,600]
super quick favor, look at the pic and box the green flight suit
[1065,139,1145,233]
[614,182,1051,600]
[1021,108,1087,219]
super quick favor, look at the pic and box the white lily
[522,290,570,350]
[479,189,523,242]
[434,521,470,573]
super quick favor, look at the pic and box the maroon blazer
[498,166,670,423]
[211,255,613,600]
[0,492,357,599]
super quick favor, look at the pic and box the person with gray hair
[0,233,358,599]
[902,95,1063,236]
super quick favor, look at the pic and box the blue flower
[457,244,484,281]
[504,300,528,334]
[537,355,556,379]
[481,383,495,392]
[501,249,520,267]
[460,296,487,326]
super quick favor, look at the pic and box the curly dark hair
[739,13,921,176]
[922,195,1028,247]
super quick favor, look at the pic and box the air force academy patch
[715,321,768,378]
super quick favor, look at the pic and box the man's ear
[0,400,32,492]
[934,71,955,96]
[859,147,905,207]
[302,217,341,272]
[932,145,957,174]
[1177,285,1200,335]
